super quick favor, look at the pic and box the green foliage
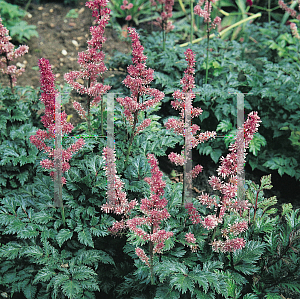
[0,0,38,43]
[1,3,300,298]
[0,86,45,194]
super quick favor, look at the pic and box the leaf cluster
[0,0,39,43]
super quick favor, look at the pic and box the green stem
[205,23,210,85]
[190,0,194,44]
[162,3,166,51]
[87,78,91,134]
[268,0,271,23]
[24,0,32,12]
[150,224,155,285]
[101,98,104,136]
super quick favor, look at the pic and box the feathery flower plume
[116,27,164,166]
[194,0,221,84]
[290,22,300,39]
[64,0,111,132]
[278,0,300,19]
[185,111,261,252]
[165,49,216,184]
[101,146,138,217]
[194,0,221,32]
[30,58,85,185]
[101,153,173,284]
[151,0,175,33]
[0,17,28,93]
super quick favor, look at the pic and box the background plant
[0,0,38,43]
[64,0,111,135]
[0,17,29,93]
[107,0,152,26]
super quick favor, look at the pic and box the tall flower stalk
[185,111,261,252]
[194,0,221,85]
[30,58,85,225]
[102,153,173,285]
[151,0,175,50]
[0,17,28,93]
[165,48,216,205]
[64,0,111,134]
[117,27,164,168]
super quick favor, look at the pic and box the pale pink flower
[278,0,297,18]
[211,237,246,253]
[194,0,221,32]
[152,0,175,32]
[133,118,151,137]
[185,232,196,243]
[0,18,28,91]
[201,214,220,230]
[166,49,213,178]
[73,101,88,120]
[290,22,300,39]
[198,192,218,207]
[222,221,248,238]
[117,27,164,137]
[126,154,173,260]
[168,152,185,166]
[135,247,150,266]
[125,15,132,21]
[101,147,138,213]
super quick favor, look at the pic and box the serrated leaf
[216,120,233,133]
[170,273,194,294]
[33,267,56,283]
[77,228,94,248]
[282,203,293,216]
[56,229,73,247]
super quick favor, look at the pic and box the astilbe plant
[0,17,28,94]
[150,0,174,50]
[64,0,111,134]
[101,150,173,285]
[116,27,164,167]
[29,58,85,186]
[165,48,216,204]
[120,0,134,21]
[185,111,262,253]
[194,0,221,84]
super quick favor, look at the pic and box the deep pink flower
[185,232,196,243]
[246,0,253,6]
[64,0,111,116]
[194,0,221,32]
[185,202,201,224]
[30,58,85,185]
